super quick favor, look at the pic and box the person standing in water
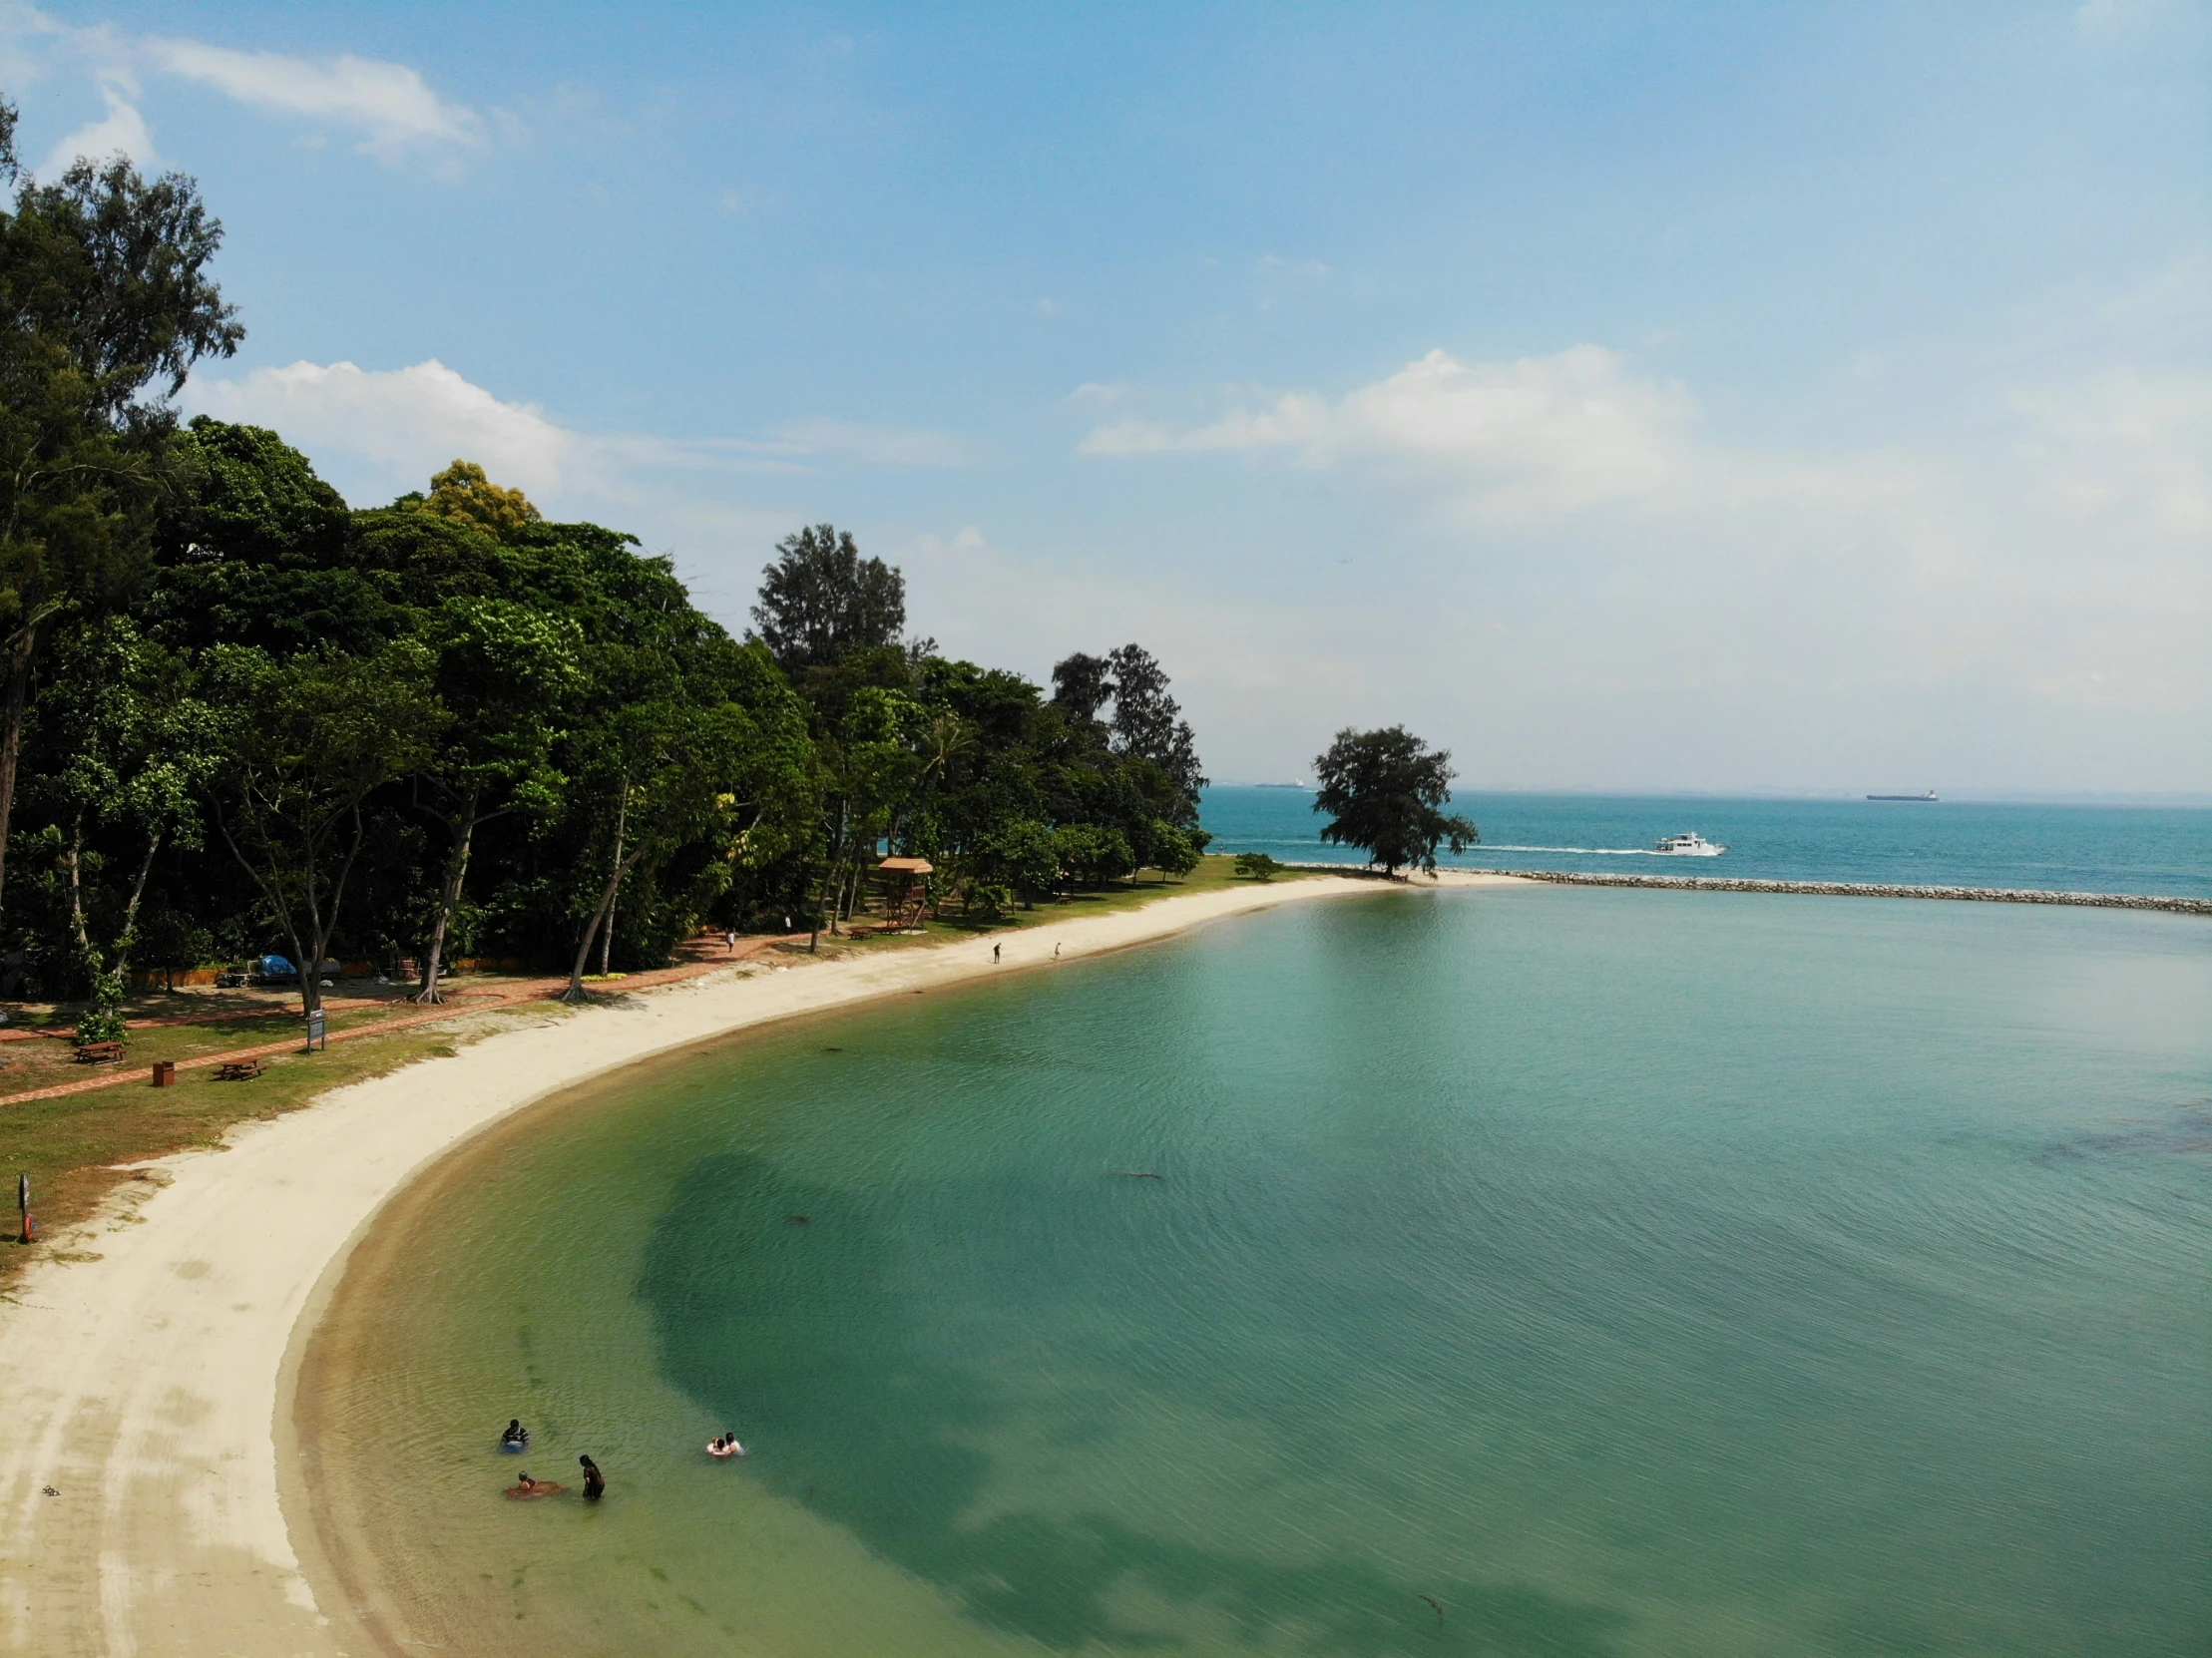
[501,1419,529,1450]
[580,1454,606,1502]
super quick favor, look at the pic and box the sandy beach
[0,870,1517,1657]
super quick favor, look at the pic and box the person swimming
[580,1453,605,1502]
[501,1419,529,1451]
[705,1434,745,1457]
[504,1471,563,1498]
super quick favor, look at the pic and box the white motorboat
[1653,832,1726,856]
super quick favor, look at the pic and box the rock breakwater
[1461,869,2211,915]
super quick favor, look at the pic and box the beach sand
[0,869,1518,1657]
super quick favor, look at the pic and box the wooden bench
[74,1039,126,1064]
[217,1057,267,1081]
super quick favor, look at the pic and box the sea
[300,877,2212,1656]
[1197,785,2212,899]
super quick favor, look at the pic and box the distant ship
[1867,790,1939,801]
[1253,781,1309,790]
[1654,832,1726,856]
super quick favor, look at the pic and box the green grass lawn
[0,984,561,1289]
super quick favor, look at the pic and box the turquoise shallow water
[312,887,2212,1656]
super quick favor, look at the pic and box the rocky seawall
[1460,869,2212,915]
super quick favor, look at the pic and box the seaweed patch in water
[2033,1098,2212,1163]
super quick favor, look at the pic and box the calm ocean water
[306,887,2211,1657]
[1199,786,2212,898]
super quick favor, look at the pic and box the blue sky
[5,1,2207,793]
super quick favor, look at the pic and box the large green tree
[413,597,581,1003]
[1311,725,1478,878]
[750,523,914,677]
[0,114,241,920]
[203,643,442,1014]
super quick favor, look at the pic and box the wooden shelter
[873,857,935,930]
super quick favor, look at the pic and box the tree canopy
[0,122,1242,1010]
[1311,726,1479,877]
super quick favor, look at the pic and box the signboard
[305,1009,327,1052]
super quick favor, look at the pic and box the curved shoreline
[0,872,1499,1657]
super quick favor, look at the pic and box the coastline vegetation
[0,111,1219,1024]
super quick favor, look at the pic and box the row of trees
[0,103,1487,1039]
[0,110,1215,1021]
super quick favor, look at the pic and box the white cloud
[182,358,973,511]
[187,359,575,496]
[1082,345,1701,519]
[1076,344,2212,779]
[42,71,152,172]
[140,36,481,159]
[0,5,481,168]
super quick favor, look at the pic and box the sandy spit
[0,869,1518,1657]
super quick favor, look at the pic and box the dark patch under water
[640,1151,1630,1657]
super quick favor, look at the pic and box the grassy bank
[0,990,569,1288]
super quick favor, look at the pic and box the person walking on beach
[580,1453,606,1502]
[993,942,1001,964]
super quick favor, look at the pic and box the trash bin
[152,1059,177,1087]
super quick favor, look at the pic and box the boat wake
[1481,845,1682,857]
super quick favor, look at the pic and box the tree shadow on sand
[639,1152,1631,1657]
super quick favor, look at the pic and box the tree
[1311,725,1478,878]
[974,818,1058,908]
[0,121,241,920]
[1234,851,1281,882]
[1148,822,1202,881]
[1048,643,1206,824]
[1050,651,1112,725]
[37,616,214,980]
[750,523,908,675]
[560,697,769,1000]
[413,597,581,1003]
[1105,644,1205,813]
[811,684,926,933]
[203,642,442,1014]
[412,459,542,538]
[1053,822,1133,887]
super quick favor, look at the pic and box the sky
[3,0,2207,795]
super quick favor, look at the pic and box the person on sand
[580,1453,606,1501]
[501,1419,529,1451]
[993,942,1001,964]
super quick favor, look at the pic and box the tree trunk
[112,830,163,980]
[598,785,628,979]
[565,846,647,1002]
[0,622,40,925]
[66,811,91,959]
[414,791,481,1006]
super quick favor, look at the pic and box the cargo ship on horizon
[1867,790,1939,801]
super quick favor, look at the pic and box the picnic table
[74,1040,126,1064]
[216,1057,267,1081]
